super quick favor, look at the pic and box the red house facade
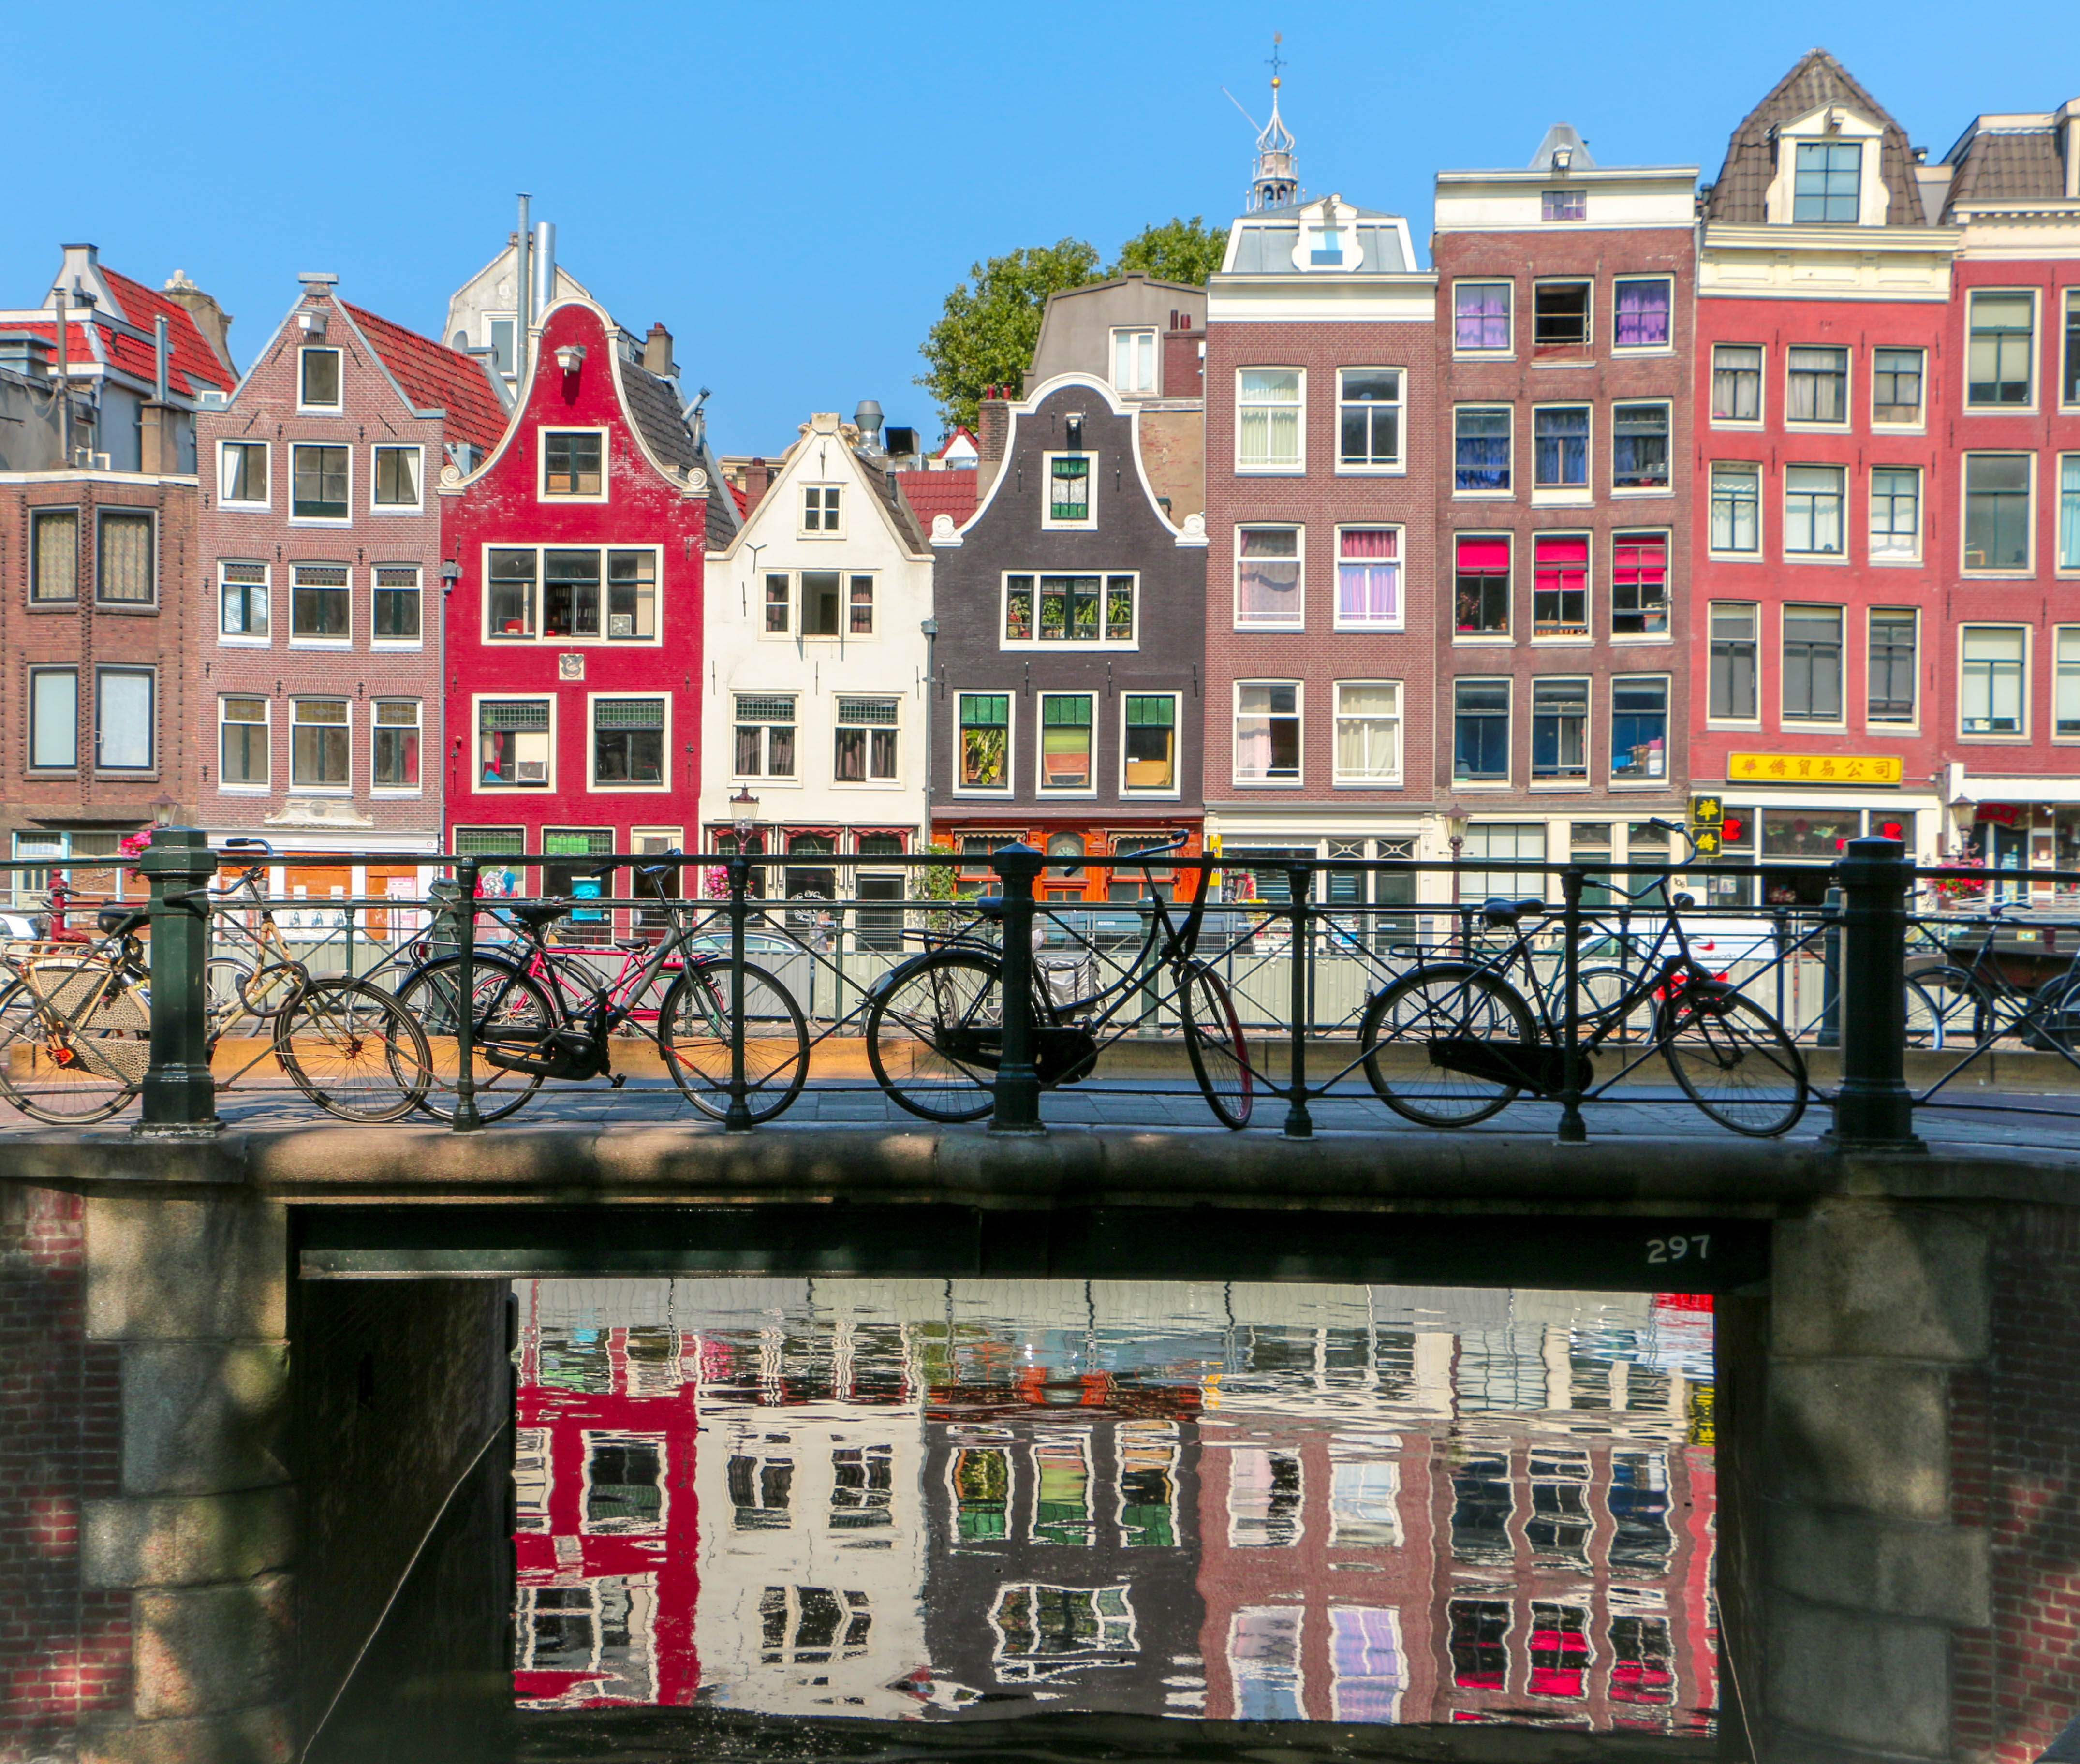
[441,298,731,896]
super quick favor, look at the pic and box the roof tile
[341,301,507,452]
[1705,49,1926,228]
[99,268,236,394]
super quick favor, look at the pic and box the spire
[1248,35,1298,212]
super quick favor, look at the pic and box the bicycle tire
[1904,966,1988,1052]
[206,956,259,1036]
[272,977,434,1123]
[1657,987,1807,1137]
[1179,961,1251,1129]
[865,951,1001,1123]
[1576,964,1653,1045]
[659,959,810,1124]
[1358,964,1537,1128]
[390,955,554,1124]
[0,971,146,1123]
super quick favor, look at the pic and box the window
[1335,529,1400,629]
[1238,369,1301,470]
[30,508,76,602]
[1611,533,1668,635]
[1964,454,2032,571]
[1711,345,1762,422]
[1865,466,1922,562]
[545,550,605,637]
[93,510,153,603]
[291,443,349,519]
[2063,456,2080,570]
[1333,682,1399,784]
[2057,629,2080,735]
[592,697,664,785]
[1122,695,1176,793]
[372,700,420,788]
[28,668,76,768]
[1787,347,1848,423]
[219,561,268,636]
[1037,695,1094,791]
[220,441,267,505]
[291,698,346,786]
[848,574,874,635]
[1454,282,1511,352]
[1534,282,1592,356]
[542,430,603,496]
[800,571,842,637]
[834,696,899,782]
[1111,327,1155,393]
[220,696,267,786]
[1338,369,1401,469]
[1533,534,1588,636]
[1968,292,2034,406]
[1454,407,1510,492]
[1531,677,1588,782]
[764,573,789,634]
[1611,677,1668,781]
[1873,347,1924,424]
[1453,680,1510,782]
[1962,626,2026,734]
[479,699,551,786]
[2066,291,2080,405]
[1868,611,1917,723]
[1793,141,1861,222]
[1611,403,1670,491]
[487,318,515,377]
[1541,189,1586,222]
[1533,407,1589,489]
[373,565,421,640]
[1449,1599,1511,1690]
[372,445,420,508]
[1782,606,1844,722]
[1235,683,1300,783]
[1710,604,1758,720]
[957,693,1008,790]
[1236,528,1302,628]
[733,695,796,778]
[1613,279,1671,348]
[1711,462,1761,553]
[92,668,154,772]
[299,346,341,408]
[486,547,655,640]
[1455,534,1509,635]
[291,563,350,638]
[1785,466,1846,556]
[802,485,843,531]
[1003,573,1136,643]
[1048,453,1092,523]
[487,550,534,637]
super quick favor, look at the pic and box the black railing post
[1822,835,1925,1154]
[1816,885,1844,1048]
[724,856,753,1131]
[135,825,220,1136]
[989,842,1044,1133]
[1284,862,1314,1139]
[452,859,483,1132]
[1556,863,1588,1145]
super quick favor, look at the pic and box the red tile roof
[98,268,235,393]
[893,469,979,530]
[342,301,508,452]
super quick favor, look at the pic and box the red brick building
[1431,127,1698,897]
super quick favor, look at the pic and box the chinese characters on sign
[1725,753,1904,786]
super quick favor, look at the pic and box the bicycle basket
[1037,952,1097,1010]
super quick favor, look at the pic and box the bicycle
[1357,823,1808,1137]
[1908,896,2080,1056]
[203,838,338,1028]
[860,837,1251,1127]
[390,856,811,1124]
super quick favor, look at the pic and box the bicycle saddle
[1481,896,1547,927]
[508,902,570,931]
[98,907,149,939]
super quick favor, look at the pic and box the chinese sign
[1726,752,1903,786]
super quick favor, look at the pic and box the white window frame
[1451,677,1512,789]
[1610,276,1676,355]
[1232,679,1303,789]
[1959,624,2030,740]
[587,692,671,792]
[1530,278,1593,357]
[1780,603,1847,729]
[93,666,155,774]
[731,693,798,783]
[217,693,270,793]
[93,507,157,608]
[1450,279,1513,357]
[1234,526,1304,632]
[1707,602,1763,728]
[1118,691,1182,799]
[289,562,353,647]
[2054,625,2080,741]
[831,694,902,788]
[370,563,424,649]
[1034,691,1098,797]
[1110,327,1157,395]
[1530,402,1593,505]
[478,545,663,646]
[1452,404,1513,499]
[999,572,1139,649]
[1868,466,1922,564]
[1709,461,1764,558]
[218,439,270,508]
[1609,530,1672,642]
[1961,451,2036,576]
[1871,345,1927,429]
[472,693,557,793]
[1710,343,1766,428]
[1331,679,1401,788]
[1235,368,1304,474]
[369,698,423,796]
[1608,673,1671,788]
[288,695,349,792]
[288,441,353,526]
[1609,400,1673,498]
[1529,673,1593,789]
[1965,288,2037,412]
[1530,530,1593,643]
[27,666,77,771]
[369,443,424,514]
[953,691,1013,795]
[2062,452,2080,574]
[800,483,846,536]
[1785,346,1851,429]
[1334,368,1404,475]
[297,345,343,413]
[1331,524,1403,633]
[1783,464,1848,561]
[538,427,609,503]
[1866,607,1919,731]
[217,560,271,645]
[1040,450,1097,530]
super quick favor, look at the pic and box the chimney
[742,456,771,514]
[978,389,1010,468]
[532,221,557,314]
[160,269,235,375]
[854,399,885,451]
[642,322,675,378]
[1162,318,1203,400]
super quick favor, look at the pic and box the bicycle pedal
[608,1073,627,1088]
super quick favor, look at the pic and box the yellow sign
[1727,752,1904,786]
[1692,828,1723,858]
[1690,794,1723,827]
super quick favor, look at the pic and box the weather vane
[1267,31,1285,87]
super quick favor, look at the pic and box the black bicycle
[861,837,1251,1127]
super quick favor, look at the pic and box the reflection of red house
[512,1294,702,1707]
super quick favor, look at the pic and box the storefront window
[1705,808,1755,908]
[1761,810,1859,860]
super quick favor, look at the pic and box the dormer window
[299,347,341,410]
[1793,142,1861,222]
[1312,224,1345,266]
[542,430,604,497]
[1047,454,1092,525]
[802,485,843,533]
[1540,190,1586,223]
[1111,328,1156,393]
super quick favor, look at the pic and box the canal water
[315,1278,1719,1761]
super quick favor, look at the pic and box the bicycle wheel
[273,978,433,1123]
[659,960,810,1124]
[1657,988,1807,1137]
[240,960,304,1020]
[1905,966,1988,1051]
[865,952,1001,1122]
[1179,961,1251,1129]
[0,970,148,1123]
[1577,964,1653,1045]
[1358,965,1537,1128]
[390,955,553,1124]
[206,956,258,1037]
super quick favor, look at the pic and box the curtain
[97,512,152,602]
[1534,410,1588,485]
[1614,280,1669,347]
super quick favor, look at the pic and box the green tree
[915,238,1102,435]
[1109,216,1226,287]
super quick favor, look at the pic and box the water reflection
[513,1279,1715,1734]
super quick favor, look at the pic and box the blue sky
[7,1,2076,455]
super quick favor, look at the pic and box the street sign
[1692,828,1723,858]
[1689,794,1723,827]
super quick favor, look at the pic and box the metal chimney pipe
[532,222,556,316]
[152,313,168,405]
[54,289,69,464]
[515,193,532,385]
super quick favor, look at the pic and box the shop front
[1955,797,2080,904]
